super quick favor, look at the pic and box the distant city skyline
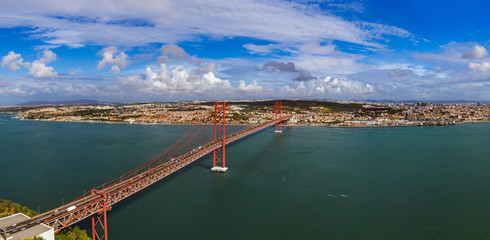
[1,0,489,105]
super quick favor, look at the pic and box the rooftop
[0,214,52,240]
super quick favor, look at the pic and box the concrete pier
[211,166,228,173]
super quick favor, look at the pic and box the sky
[0,0,489,105]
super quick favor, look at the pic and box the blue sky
[0,0,489,105]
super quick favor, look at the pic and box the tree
[22,236,45,240]
[0,199,37,218]
[55,227,92,240]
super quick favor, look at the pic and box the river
[1,114,489,239]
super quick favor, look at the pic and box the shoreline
[4,114,489,128]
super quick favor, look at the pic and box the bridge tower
[275,101,282,133]
[211,101,228,173]
[91,189,108,240]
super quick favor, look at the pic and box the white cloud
[26,50,58,78]
[97,46,130,75]
[238,80,265,92]
[321,76,374,94]
[295,54,365,74]
[277,76,374,99]
[0,87,35,96]
[462,45,488,59]
[468,62,490,71]
[1,51,25,71]
[114,52,130,68]
[39,49,57,63]
[1,50,57,78]
[299,42,336,55]
[116,63,377,100]
[0,0,412,48]
[117,64,232,97]
[1,63,489,101]
[28,61,57,78]
[389,68,412,77]
[110,65,121,75]
[415,42,490,65]
[243,43,284,55]
[193,62,216,74]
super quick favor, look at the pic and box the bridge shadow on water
[240,126,292,164]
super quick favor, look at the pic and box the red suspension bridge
[2,101,290,240]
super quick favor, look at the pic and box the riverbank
[2,100,488,129]
[6,113,489,128]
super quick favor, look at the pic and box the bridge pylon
[275,101,282,133]
[91,189,108,240]
[211,101,228,173]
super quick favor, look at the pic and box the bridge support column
[275,101,282,133]
[91,189,108,240]
[211,101,228,173]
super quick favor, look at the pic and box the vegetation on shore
[0,199,37,218]
[55,227,92,240]
[1,199,92,240]
[22,237,45,240]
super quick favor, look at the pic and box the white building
[0,213,54,240]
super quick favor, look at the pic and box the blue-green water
[1,114,490,239]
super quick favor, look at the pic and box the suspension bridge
[1,101,290,240]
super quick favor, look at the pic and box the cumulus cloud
[39,49,57,63]
[389,68,412,77]
[97,46,130,75]
[321,76,374,94]
[28,61,57,78]
[116,63,377,100]
[0,79,7,87]
[117,64,233,96]
[1,51,25,71]
[25,50,58,78]
[462,45,488,59]
[1,50,57,78]
[237,80,264,92]
[278,76,374,99]
[193,62,216,74]
[468,62,490,71]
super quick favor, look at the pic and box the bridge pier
[212,101,227,173]
[275,101,283,133]
[91,189,108,240]
[211,166,228,172]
